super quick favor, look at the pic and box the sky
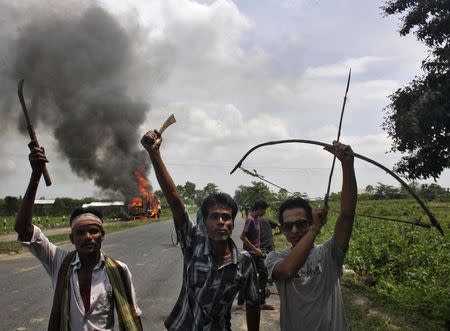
[1,0,449,200]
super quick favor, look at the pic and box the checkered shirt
[164,212,259,331]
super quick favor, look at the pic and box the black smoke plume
[0,2,170,198]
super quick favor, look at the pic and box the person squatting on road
[15,145,142,331]
[141,129,261,331]
[239,200,275,311]
[265,141,357,331]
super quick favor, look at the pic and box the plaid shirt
[164,212,259,331]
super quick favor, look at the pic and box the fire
[150,195,159,219]
[134,169,151,202]
[129,169,160,220]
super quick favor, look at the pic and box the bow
[324,69,351,208]
[230,139,444,235]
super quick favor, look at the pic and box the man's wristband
[309,225,321,235]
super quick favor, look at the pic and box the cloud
[304,56,392,79]
[2,0,449,200]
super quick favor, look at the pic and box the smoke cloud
[0,1,171,198]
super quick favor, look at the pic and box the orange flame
[134,169,151,202]
[150,195,159,219]
[129,169,159,220]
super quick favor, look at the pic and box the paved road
[0,216,280,330]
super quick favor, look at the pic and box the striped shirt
[164,212,259,331]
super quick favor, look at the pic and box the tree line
[1,181,448,217]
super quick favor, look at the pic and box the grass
[341,277,445,330]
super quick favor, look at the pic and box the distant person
[240,205,245,218]
[265,141,357,331]
[15,146,142,331]
[259,217,279,255]
[141,129,260,331]
[244,205,249,218]
[240,200,275,310]
[259,217,279,293]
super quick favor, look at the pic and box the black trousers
[237,254,268,305]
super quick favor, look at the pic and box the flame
[134,169,151,202]
[150,195,159,219]
[129,169,159,220]
[129,196,143,208]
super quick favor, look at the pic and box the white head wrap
[71,212,103,231]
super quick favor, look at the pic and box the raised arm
[325,141,357,252]
[240,232,264,257]
[141,130,185,226]
[271,207,325,280]
[15,145,48,241]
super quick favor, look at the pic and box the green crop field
[0,215,70,234]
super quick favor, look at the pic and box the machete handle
[19,80,52,187]
[28,140,52,187]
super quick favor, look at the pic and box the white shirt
[265,237,348,331]
[22,225,142,331]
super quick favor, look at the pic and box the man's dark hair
[69,207,103,225]
[201,192,238,221]
[251,199,269,211]
[278,198,312,224]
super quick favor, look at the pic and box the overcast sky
[1,0,449,200]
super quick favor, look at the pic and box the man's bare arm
[327,142,357,252]
[240,232,264,257]
[141,130,185,226]
[15,146,48,241]
[271,208,324,280]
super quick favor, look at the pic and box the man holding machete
[141,124,261,331]
[14,146,143,331]
[14,79,142,330]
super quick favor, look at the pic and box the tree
[233,181,274,208]
[373,182,404,200]
[419,183,450,201]
[181,181,197,206]
[194,183,220,207]
[153,190,168,209]
[203,183,219,197]
[4,196,19,215]
[382,1,450,180]
[365,185,374,195]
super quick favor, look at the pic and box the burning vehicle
[126,169,160,220]
[82,169,160,221]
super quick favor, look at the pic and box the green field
[1,215,70,234]
[272,199,449,330]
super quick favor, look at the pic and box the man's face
[281,207,311,246]
[70,224,104,255]
[255,208,267,218]
[204,204,234,241]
